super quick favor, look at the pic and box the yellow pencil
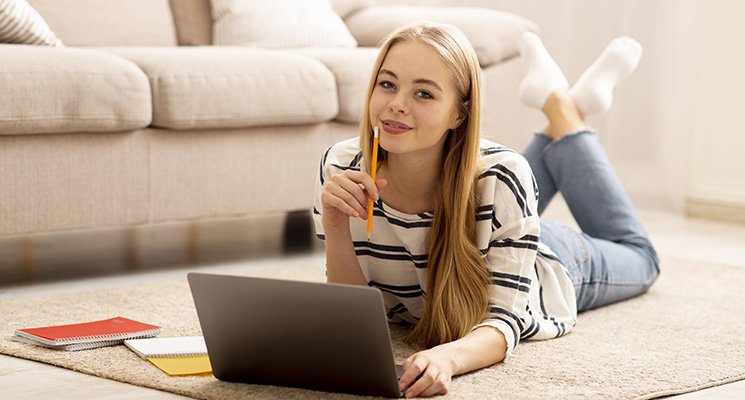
[367,127,379,241]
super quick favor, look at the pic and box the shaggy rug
[1,257,744,399]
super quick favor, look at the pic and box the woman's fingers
[322,171,379,219]
[398,350,453,398]
[354,170,381,202]
[334,174,371,210]
[324,180,365,218]
[403,365,436,398]
[346,170,381,201]
[399,355,426,393]
[320,188,359,218]
[418,372,450,397]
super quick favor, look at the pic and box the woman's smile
[381,119,412,135]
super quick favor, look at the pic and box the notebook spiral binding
[14,327,161,346]
[50,328,162,344]
[11,335,126,351]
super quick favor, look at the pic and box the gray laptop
[187,273,403,397]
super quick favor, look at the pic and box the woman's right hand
[320,170,387,228]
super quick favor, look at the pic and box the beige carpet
[1,257,745,400]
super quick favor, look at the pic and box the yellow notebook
[148,356,212,376]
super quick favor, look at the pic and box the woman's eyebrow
[413,78,443,93]
[379,69,398,79]
[379,69,443,93]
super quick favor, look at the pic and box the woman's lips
[381,119,412,135]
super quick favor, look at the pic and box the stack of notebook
[124,336,211,376]
[12,317,210,376]
[12,316,160,351]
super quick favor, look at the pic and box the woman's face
[369,40,464,157]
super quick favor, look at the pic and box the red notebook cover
[15,317,160,346]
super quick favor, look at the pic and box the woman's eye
[416,90,433,99]
[379,81,395,90]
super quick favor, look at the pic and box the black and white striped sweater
[313,138,577,355]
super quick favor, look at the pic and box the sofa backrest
[168,0,212,46]
[168,0,374,46]
[330,0,374,19]
[28,0,373,47]
[28,0,178,46]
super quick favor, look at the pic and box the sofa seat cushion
[101,47,339,130]
[0,45,151,135]
[291,47,378,124]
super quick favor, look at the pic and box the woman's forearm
[323,221,368,286]
[441,326,507,376]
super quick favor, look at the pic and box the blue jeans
[522,131,659,312]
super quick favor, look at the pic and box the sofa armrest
[343,5,538,67]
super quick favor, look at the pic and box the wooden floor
[2,204,745,399]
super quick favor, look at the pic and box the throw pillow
[0,0,63,46]
[345,6,539,67]
[211,0,356,48]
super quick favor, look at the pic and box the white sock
[518,32,569,109]
[570,37,642,116]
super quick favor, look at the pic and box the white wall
[689,1,745,207]
[378,0,737,214]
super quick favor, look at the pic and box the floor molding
[686,197,745,224]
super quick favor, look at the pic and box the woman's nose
[387,94,408,114]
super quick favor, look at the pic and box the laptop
[187,272,403,397]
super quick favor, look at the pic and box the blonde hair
[359,22,489,348]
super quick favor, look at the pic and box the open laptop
[187,273,403,397]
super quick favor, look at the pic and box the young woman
[313,23,659,398]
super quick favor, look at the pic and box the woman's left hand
[398,345,457,398]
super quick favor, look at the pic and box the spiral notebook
[125,336,211,376]
[13,316,160,350]
[148,356,212,376]
[124,336,207,359]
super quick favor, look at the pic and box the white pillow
[211,0,357,48]
[0,0,63,46]
[345,6,539,67]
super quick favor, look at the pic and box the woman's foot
[542,89,586,140]
[570,37,642,116]
[518,32,568,109]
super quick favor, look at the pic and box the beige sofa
[0,0,536,240]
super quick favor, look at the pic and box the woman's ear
[450,101,469,130]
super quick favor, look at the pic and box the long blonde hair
[359,22,489,348]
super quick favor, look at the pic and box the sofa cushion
[0,0,63,46]
[211,0,357,48]
[101,47,339,130]
[345,5,538,67]
[292,47,378,124]
[0,45,151,135]
[27,0,177,46]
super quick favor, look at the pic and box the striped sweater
[313,138,577,355]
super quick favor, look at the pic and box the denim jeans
[522,131,660,312]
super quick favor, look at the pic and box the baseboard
[686,197,745,224]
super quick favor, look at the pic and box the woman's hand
[320,170,386,228]
[398,345,457,398]
[397,327,507,398]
